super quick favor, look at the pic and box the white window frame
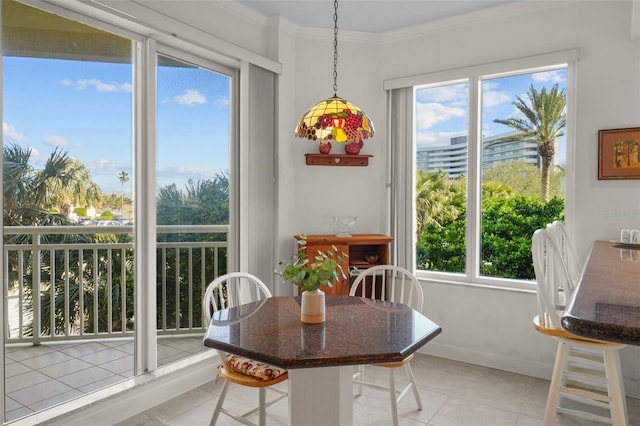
[384,49,578,291]
[2,1,279,422]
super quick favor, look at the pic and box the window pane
[415,82,469,274]
[3,0,133,421]
[480,69,567,279]
[155,54,231,365]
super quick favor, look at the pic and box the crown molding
[297,26,378,43]
[380,1,568,43]
[208,0,270,32]
[218,0,570,45]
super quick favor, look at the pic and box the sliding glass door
[155,52,232,365]
[1,1,236,422]
[2,0,134,421]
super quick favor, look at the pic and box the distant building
[417,132,540,178]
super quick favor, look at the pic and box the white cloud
[42,135,73,147]
[62,78,132,93]
[3,123,26,142]
[215,95,229,108]
[416,131,465,148]
[174,89,207,106]
[416,85,467,104]
[416,102,466,130]
[85,159,131,178]
[532,70,566,84]
[482,90,511,108]
[158,165,213,179]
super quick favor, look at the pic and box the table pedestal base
[288,365,353,426]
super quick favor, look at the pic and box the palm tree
[3,144,78,225]
[415,169,465,236]
[118,171,129,212]
[492,84,566,202]
[49,158,102,216]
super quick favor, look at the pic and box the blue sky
[415,68,568,164]
[3,56,230,195]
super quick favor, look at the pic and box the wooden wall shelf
[305,153,372,166]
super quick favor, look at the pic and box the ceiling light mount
[294,0,375,159]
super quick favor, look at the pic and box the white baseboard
[420,341,640,399]
[420,340,553,380]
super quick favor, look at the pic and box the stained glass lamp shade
[295,96,375,149]
[294,0,374,155]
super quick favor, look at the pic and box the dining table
[562,240,640,345]
[203,294,442,426]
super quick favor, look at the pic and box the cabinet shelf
[294,234,393,295]
[305,153,372,166]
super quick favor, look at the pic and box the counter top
[562,240,640,345]
[203,295,442,369]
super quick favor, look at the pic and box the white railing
[4,224,229,345]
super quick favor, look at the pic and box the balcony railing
[4,224,229,345]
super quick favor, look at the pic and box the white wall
[286,0,640,395]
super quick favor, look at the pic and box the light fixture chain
[333,0,338,97]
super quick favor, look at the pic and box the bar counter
[562,240,640,345]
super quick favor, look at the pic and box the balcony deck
[4,336,204,422]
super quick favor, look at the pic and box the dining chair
[202,272,288,426]
[546,220,582,289]
[531,229,628,425]
[349,264,424,426]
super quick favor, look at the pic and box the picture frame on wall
[598,127,640,180]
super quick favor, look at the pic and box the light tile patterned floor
[116,353,640,426]
[4,336,205,422]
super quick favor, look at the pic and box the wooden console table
[294,234,393,295]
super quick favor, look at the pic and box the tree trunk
[538,140,555,203]
[540,155,552,203]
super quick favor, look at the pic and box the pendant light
[294,0,375,156]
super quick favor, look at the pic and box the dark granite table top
[562,240,640,345]
[203,295,442,369]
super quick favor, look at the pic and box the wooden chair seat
[372,353,414,368]
[218,364,288,388]
[202,272,288,426]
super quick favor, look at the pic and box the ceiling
[235,0,519,33]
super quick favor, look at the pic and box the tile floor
[116,353,640,426]
[4,336,206,422]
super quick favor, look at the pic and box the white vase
[300,289,325,324]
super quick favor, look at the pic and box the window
[395,51,575,288]
[2,0,236,421]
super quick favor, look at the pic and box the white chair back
[531,228,576,331]
[349,264,424,311]
[202,272,271,324]
[546,220,581,293]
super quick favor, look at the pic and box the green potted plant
[282,235,348,323]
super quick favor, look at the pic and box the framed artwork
[598,127,640,179]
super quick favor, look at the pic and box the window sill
[414,270,536,294]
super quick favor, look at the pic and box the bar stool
[531,229,628,425]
